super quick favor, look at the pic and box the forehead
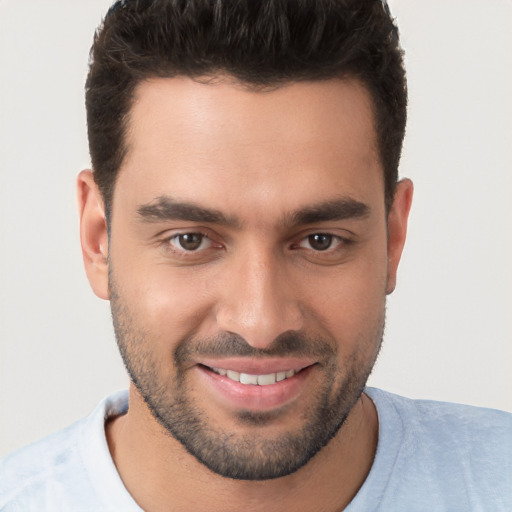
[116,76,383,221]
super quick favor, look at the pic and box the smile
[197,362,316,411]
[209,367,296,386]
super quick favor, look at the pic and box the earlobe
[77,170,110,300]
[386,178,413,295]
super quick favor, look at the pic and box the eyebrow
[137,196,239,227]
[287,197,371,226]
[137,195,370,228]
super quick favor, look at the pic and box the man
[0,0,510,510]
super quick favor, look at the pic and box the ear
[77,170,110,300]
[386,178,413,294]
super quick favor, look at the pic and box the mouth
[207,366,298,386]
[195,359,317,411]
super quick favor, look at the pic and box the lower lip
[196,365,316,412]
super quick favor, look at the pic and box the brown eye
[171,233,207,251]
[307,234,333,251]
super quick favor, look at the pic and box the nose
[215,246,304,349]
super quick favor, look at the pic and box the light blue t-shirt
[1,388,511,511]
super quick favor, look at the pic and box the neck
[106,386,378,512]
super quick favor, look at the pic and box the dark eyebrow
[137,196,239,227]
[137,195,369,228]
[287,197,371,226]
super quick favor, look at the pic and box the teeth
[226,370,240,381]
[211,367,296,385]
[240,373,258,385]
[257,373,276,385]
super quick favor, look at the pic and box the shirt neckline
[79,387,402,511]
[79,390,142,511]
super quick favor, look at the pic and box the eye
[169,233,211,252]
[299,233,341,251]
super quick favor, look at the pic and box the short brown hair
[86,0,407,217]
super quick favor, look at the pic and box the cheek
[110,227,216,329]
[306,248,388,348]
[317,276,385,331]
[122,266,218,345]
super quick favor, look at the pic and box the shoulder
[0,419,88,509]
[367,387,512,440]
[363,388,512,510]
[0,390,130,511]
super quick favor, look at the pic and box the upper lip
[197,357,317,375]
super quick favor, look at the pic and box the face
[81,76,411,480]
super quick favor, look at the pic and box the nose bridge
[216,243,303,348]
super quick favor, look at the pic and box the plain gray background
[1,0,511,457]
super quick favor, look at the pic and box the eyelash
[165,232,216,255]
[295,233,348,252]
[161,231,352,258]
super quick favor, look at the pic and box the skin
[78,76,413,511]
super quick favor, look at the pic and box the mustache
[175,330,336,364]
